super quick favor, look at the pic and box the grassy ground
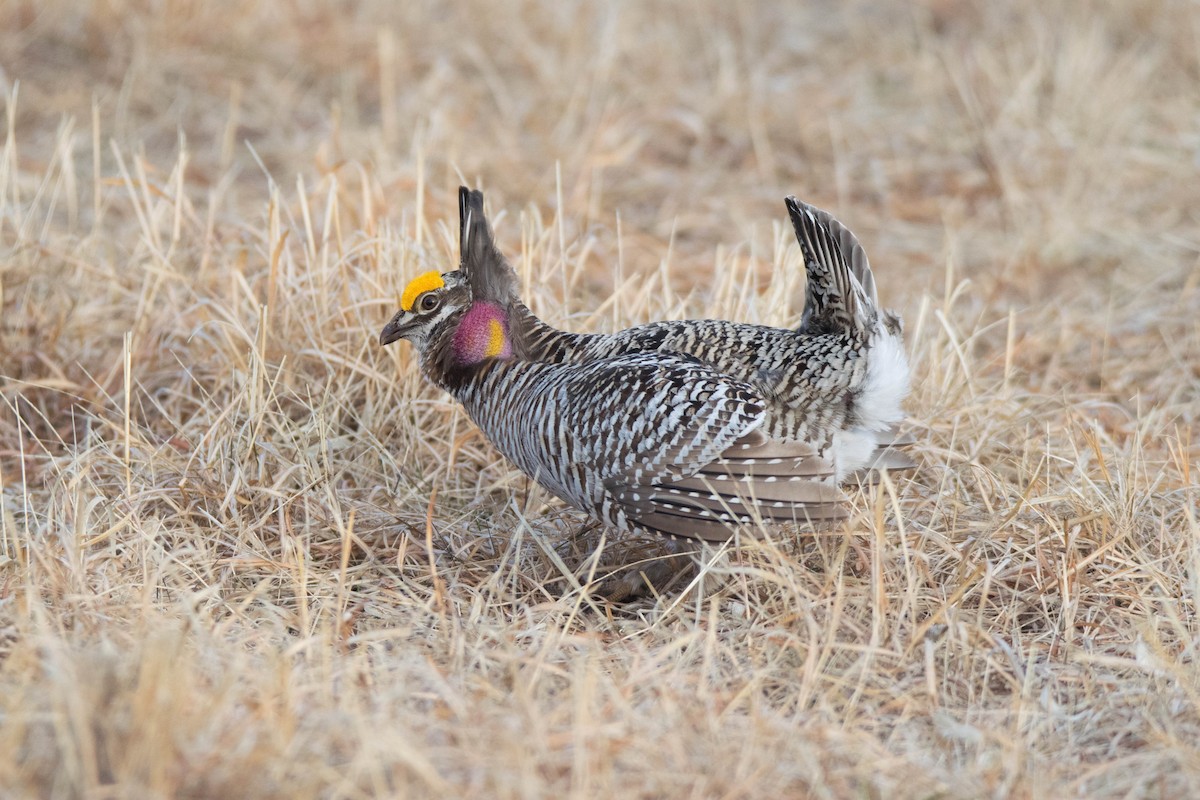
[2,1,1198,797]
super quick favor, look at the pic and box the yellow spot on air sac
[400,271,445,311]
[484,318,506,357]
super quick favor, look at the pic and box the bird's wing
[611,436,849,542]
[554,353,848,542]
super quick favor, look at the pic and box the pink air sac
[453,302,513,364]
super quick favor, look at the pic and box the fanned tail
[786,197,878,336]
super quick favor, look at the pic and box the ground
[1,1,1198,797]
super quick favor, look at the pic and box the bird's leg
[590,536,700,603]
[552,518,604,565]
[548,519,714,603]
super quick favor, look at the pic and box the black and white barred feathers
[379,188,914,542]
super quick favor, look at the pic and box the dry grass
[1,1,1198,797]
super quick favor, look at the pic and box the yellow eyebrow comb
[400,271,445,311]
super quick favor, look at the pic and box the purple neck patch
[453,301,513,364]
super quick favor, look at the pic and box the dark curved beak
[379,315,409,346]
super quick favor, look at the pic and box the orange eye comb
[400,271,445,311]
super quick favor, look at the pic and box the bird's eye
[418,293,441,312]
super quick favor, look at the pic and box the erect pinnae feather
[458,187,519,305]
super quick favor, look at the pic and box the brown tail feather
[647,486,849,522]
[628,508,752,542]
[701,455,833,479]
[874,424,917,448]
[612,476,848,542]
[669,473,845,504]
[630,500,847,543]
[849,444,919,486]
[726,438,828,460]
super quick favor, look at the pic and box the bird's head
[378,269,471,349]
[380,187,519,365]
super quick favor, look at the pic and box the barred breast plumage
[378,187,913,542]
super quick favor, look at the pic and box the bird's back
[505,198,911,479]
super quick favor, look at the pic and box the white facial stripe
[402,304,456,342]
